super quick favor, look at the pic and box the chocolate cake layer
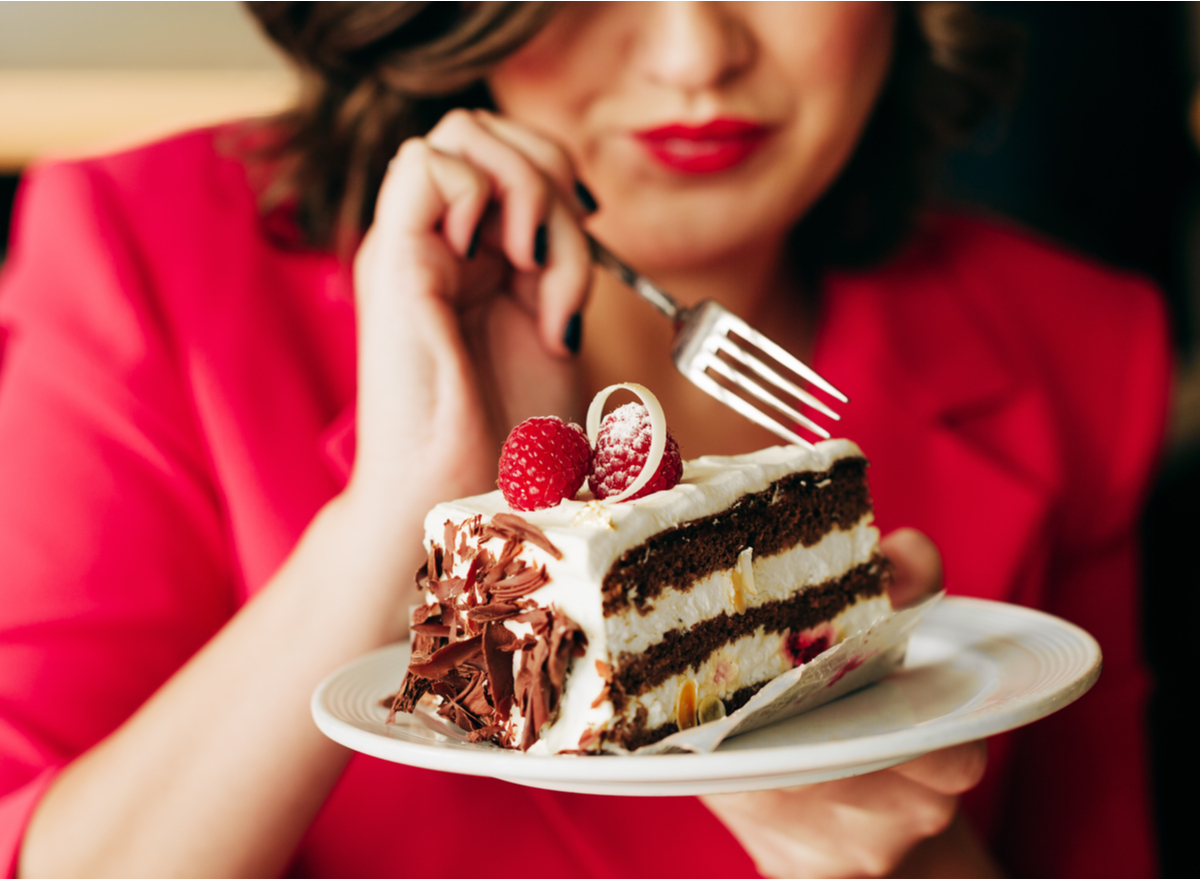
[607,556,889,713]
[602,458,871,616]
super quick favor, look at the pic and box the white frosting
[422,439,880,753]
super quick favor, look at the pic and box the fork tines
[589,236,847,447]
[673,302,848,448]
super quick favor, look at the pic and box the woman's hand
[702,529,999,879]
[350,109,595,517]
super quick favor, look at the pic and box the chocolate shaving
[467,603,522,623]
[591,654,614,708]
[482,622,517,719]
[464,552,485,590]
[387,671,432,716]
[431,576,467,604]
[590,684,610,710]
[443,520,458,572]
[431,671,480,703]
[511,608,551,627]
[577,727,603,752]
[490,566,550,599]
[467,724,507,744]
[407,635,483,679]
[513,611,586,750]
[438,703,479,731]
[415,556,435,592]
[411,622,451,637]
[426,544,443,583]
[515,642,550,750]
[474,548,493,581]
[484,513,563,560]
[505,634,537,652]
[432,576,468,605]
[410,631,442,662]
[457,528,477,562]
[482,538,523,588]
[458,672,494,718]
[438,603,455,643]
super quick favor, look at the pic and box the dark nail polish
[465,225,480,260]
[574,180,599,214]
[534,224,548,267]
[563,311,582,354]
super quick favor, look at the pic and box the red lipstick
[634,119,771,174]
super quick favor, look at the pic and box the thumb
[880,528,943,608]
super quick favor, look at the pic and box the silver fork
[589,236,847,447]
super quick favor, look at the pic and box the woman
[0,3,1166,877]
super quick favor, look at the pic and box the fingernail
[563,311,582,354]
[534,224,548,267]
[465,225,480,260]
[574,180,599,214]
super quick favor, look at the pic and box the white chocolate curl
[586,382,668,504]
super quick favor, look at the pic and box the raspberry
[784,627,833,667]
[588,403,682,501]
[497,417,592,511]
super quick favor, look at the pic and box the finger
[503,196,591,357]
[891,740,988,795]
[425,110,591,355]
[703,778,959,878]
[371,138,492,261]
[534,195,592,355]
[471,110,597,217]
[880,527,943,607]
[427,109,554,272]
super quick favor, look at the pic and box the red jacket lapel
[816,236,1062,605]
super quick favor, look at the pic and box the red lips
[634,119,772,174]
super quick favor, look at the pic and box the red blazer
[0,128,1170,878]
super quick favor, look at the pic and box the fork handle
[587,235,681,321]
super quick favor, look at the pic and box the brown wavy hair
[244,1,1023,267]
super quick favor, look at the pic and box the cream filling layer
[605,516,880,657]
[614,594,892,734]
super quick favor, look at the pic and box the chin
[589,200,801,274]
[589,161,815,269]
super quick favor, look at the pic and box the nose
[634,2,754,91]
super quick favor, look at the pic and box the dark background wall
[944,3,1199,351]
[1,3,1197,876]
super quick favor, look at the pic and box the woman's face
[488,1,895,273]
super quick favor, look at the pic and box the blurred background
[1,3,1196,876]
[0,0,292,243]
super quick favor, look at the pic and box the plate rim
[312,596,1101,787]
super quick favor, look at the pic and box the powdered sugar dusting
[585,383,670,503]
[603,403,652,450]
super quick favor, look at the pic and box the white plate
[312,596,1100,796]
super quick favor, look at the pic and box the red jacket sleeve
[0,162,236,875]
[991,272,1171,878]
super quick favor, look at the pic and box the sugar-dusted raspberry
[588,403,682,501]
[497,416,592,511]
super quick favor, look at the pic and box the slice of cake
[389,438,891,754]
